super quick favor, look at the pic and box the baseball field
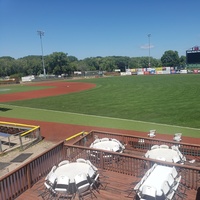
[0,74,199,144]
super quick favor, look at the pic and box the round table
[90,138,125,153]
[145,148,181,163]
[54,162,96,183]
[45,161,98,197]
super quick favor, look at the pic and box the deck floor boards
[16,170,197,200]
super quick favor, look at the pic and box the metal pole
[148,34,151,67]
[37,30,46,78]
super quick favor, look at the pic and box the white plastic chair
[162,181,176,200]
[58,160,69,167]
[126,181,141,198]
[151,163,157,171]
[160,144,169,149]
[166,190,175,200]
[167,174,175,187]
[134,182,141,191]
[141,185,156,198]
[172,155,181,163]
[87,166,96,178]
[111,138,120,143]
[86,160,98,171]
[48,172,57,187]
[42,181,57,198]
[173,137,182,142]
[173,134,182,142]
[151,145,159,150]
[161,181,170,197]
[55,175,70,198]
[45,165,57,181]
[138,139,145,143]
[145,150,150,158]
[174,133,182,137]
[171,145,179,151]
[101,138,109,141]
[93,138,101,144]
[148,130,156,137]
[171,166,178,179]
[76,158,87,163]
[75,173,95,199]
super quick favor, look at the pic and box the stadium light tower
[148,33,151,67]
[37,30,46,78]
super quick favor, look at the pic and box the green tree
[161,50,180,67]
[46,52,70,75]
[179,55,186,68]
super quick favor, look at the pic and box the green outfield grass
[0,74,200,137]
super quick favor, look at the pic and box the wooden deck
[1,131,199,200]
[16,169,197,200]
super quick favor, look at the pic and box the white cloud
[140,44,154,49]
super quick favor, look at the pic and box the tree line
[0,50,186,78]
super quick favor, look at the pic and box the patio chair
[171,166,178,179]
[89,173,101,193]
[145,150,150,158]
[160,144,169,149]
[93,138,101,144]
[172,176,187,199]
[172,155,181,163]
[166,190,175,200]
[174,133,182,137]
[175,176,187,194]
[151,163,157,169]
[55,175,71,199]
[101,138,109,141]
[141,185,157,199]
[76,158,87,163]
[111,138,120,143]
[126,181,141,198]
[167,174,175,187]
[144,168,151,177]
[171,145,179,151]
[87,166,96,179]
[75,173,96,199]
[173,135,182,142]
[151,145,159,150]
[39,181,57,199]
[58,160,69,167]
[86,160,98,171]
[95,173,108,190]
[148,130,156,137]
[47,172,57,188]
[161,181,173,199]
[45,165,57,181]
[138,139,145,143]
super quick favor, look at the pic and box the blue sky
[0,0,200,60]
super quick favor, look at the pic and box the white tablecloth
[146,148,181,163]
[139,165,174,196]
[54,162,96,183]
[90,139,123,152]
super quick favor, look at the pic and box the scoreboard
[186,46,200,64]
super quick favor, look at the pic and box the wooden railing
[78,130,200,157]
[0,131,199,200]
[0,141,64,200]
[63,144,200,190]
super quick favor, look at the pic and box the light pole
[37,30,46,78]
[148,33,151,67]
